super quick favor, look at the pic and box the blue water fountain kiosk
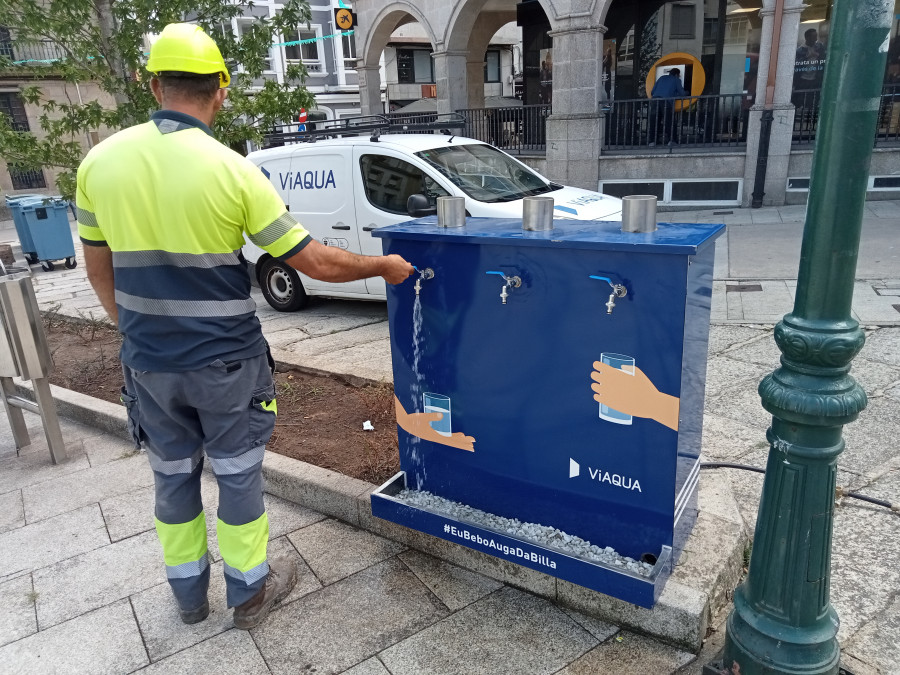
[370,213,724,608]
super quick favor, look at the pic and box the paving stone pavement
[0,205,897,672]
[0,324,896,673]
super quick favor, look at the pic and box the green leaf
[0,0,314,199]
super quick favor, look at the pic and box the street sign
[334,8,355,31]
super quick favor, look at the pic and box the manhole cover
[727,283,763,293]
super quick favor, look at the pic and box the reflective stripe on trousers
[123,351,277,609]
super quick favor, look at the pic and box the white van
[244,132,623,311]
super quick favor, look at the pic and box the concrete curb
[18,379,750,652]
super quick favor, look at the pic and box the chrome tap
[486,271,522,304]
[590,275,628,314]
[413,267,434,296]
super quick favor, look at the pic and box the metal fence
[877,85,900,146]
[793,85,900,146]
[602,93,748,151]
[383,111,442,133]
[791,89,822,145]
[458,105,551,154]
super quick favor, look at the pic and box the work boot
[232,555,297,630]
[180,600,210,625]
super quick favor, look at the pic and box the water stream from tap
[408,294,427,486]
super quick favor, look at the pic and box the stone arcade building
[353,0,900,207]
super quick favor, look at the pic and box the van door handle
[362,226,376,232]
[332,225,351,230]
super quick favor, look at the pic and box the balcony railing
[1,39,67,65]
[602,93,749,152]
[458,105,551,154]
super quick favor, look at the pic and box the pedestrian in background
[77,23,413,630]
[650,67,687,146]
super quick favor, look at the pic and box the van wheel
[260,258,308,312]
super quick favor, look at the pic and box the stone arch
[444,0,561,53]
[592,0,615,28]
[360,2,439,68]
[462,12,518,108]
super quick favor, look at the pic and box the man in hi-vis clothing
[78,23,413,629]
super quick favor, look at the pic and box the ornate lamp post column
[721,0,894,673]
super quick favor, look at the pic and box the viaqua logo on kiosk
[569,458,642,492]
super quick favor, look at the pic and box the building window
[284,26,324,73]
[359,154,447,215]
[237,18,274,71]
[342,30,356,69]
[0,25,13,60]
[485,50,501,83]
[8,166,46,190]
[0,92,30,131]
[670,4,696,40]
[397,49,433,84]
[619,32,635,60]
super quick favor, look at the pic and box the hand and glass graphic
[590,354,681,431]
[394,395,475,451]
[597,353,636,424]
[423,393,451,436]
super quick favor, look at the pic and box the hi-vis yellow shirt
[76,110,311,371]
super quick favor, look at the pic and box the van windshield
[415,144,562,203]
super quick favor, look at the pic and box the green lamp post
[720,0,895,673]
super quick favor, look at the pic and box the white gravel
[396,488,656,576]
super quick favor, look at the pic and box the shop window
[359,154,447,215]
[670,4,696,40]
[397,49,434,84]
[609,0,762,99]
[485,50,501,83]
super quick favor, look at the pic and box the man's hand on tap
[380,254,415,285]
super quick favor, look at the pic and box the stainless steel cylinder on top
[621,195,658,233]
[436,196,466,228]
[522,196,554,231]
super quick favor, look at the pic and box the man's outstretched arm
[285,238,414,285]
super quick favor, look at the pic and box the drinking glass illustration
[599,353,635,425]
[423,393,452,437]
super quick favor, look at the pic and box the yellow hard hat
[147,23,230,88]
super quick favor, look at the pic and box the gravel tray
[396,488,655,576]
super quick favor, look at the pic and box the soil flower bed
[42,310,401,484]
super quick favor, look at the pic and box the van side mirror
[407,194,437,218]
